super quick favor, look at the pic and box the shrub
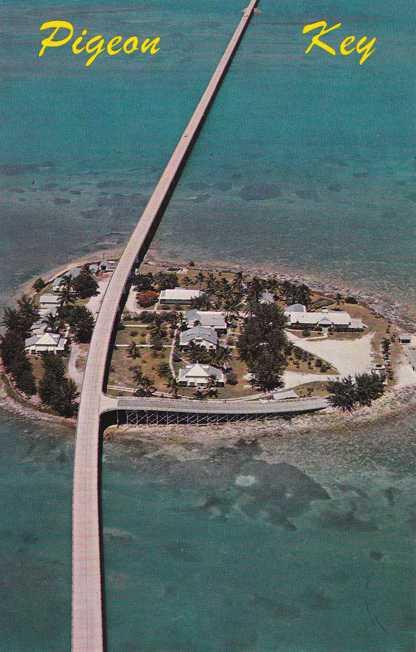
[226,371,238,385]
[137,291,158,308]
[33,278,46,292]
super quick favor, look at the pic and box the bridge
[72,3,261,650]
[101,394,328,427]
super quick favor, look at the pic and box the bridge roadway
[72,2,259,650]
[102,395,328,418]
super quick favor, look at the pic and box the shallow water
[90,416,416,650]
[4,412,415,650]
[1,0,415,649]
[1,0,415,308]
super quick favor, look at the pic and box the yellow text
[38,20,161,67]
[302,20,376,65]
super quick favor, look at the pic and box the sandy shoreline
[1,245,414,443]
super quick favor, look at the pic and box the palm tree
[17,295,39,322]
[207,375,218,398]
[168,374,179,398]
[2,307,22,332]
[132,366,143,384]
[128,341,140,359]
[42,312,60,332]
[59,280,75,308]
[60,378,80,417]
[216,347,233,370]
[196,271,205,288]
[131,365,155,396]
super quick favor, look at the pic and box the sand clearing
[396,356,416,388]
[283,371,338,389]
[286,331,375,381]
[86,278,111,318]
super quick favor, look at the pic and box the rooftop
[179,326,218,346]
[159,288,204,302]
[39,293,61,306]
[178,363,224,382]
[186,309,227,329]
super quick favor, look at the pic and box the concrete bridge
[72,3,260,650]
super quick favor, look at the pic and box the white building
[25,332,67,355]
[186,309,227,333]
[39,294,61,309]
[285,308,364,331]
[52,267,82,293]
[100,260,117,272]
[159,288,204,305]
[179,326,218,350]
[286,303,307,313]
[178,363,225,387]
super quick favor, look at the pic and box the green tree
[327,376,357,412]
[72,266,98,299]
[17,295,39,324]
[132,367,155,396]
[168,374,179,398]
[238,303,288,368]
[33,278,46,292]
[66,306,95,343]
[134,273,154,292]
[58,277,75,308]
[249,350,284,392]
[39,354,78,416]
[42,312,61,333]
[128,341,140,359]
[354,372,385,406]
[154,272,178,290]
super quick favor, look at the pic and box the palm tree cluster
[280,280,311,308]
[38,353,79,417]
[186,342,232,370]
[0,296,39,396]
[327,372,385,411]
[132,366,155,397]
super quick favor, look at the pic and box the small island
[1,255,415,428]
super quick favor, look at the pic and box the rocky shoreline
[1,246,414,442]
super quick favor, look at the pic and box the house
[284,308,364,331]
[39,294,61,309]
[52,267,82,292]
[30,319,48,335]
[88,263,100,275]
[159,288,204,305]
[408,348,416,372]
[179,326,218,350]
[399,333,412,345]
[178,363,225,387]
[186,309,227,333]
[260,290,275,304]
[25,332,67,355]
[286,303,307,313]
[100,260,117,272]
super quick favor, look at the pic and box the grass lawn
[294,381,330,398]
[30,354,69,385]
[108,347,171,393]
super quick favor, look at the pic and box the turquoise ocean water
[0,0,415,649]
